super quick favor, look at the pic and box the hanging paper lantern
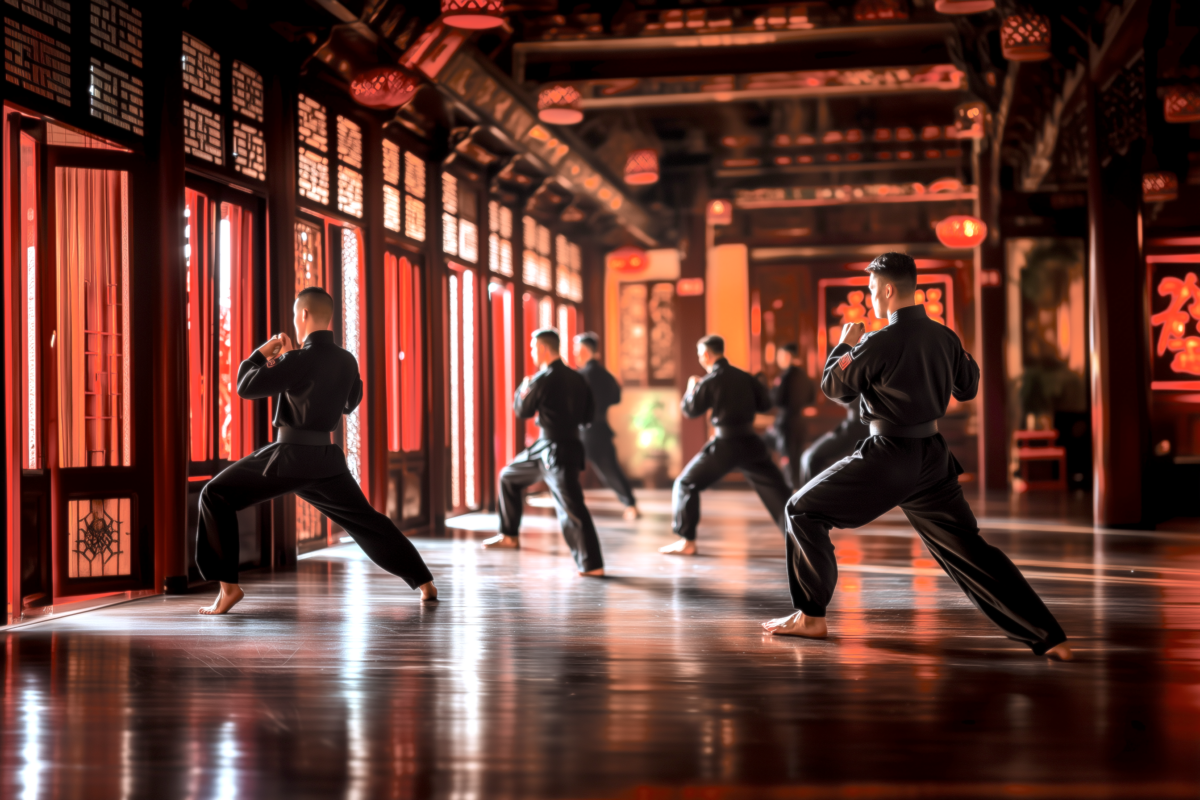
[1164,85,1200,124]
[933,0,995,13]
[624,149,659,186]
[853,0,908,21]
[441,0,504,30]
[936,215,988,248]
[350,65,420,109]
[607,247,649,273]
[706,199,733,225]
[1143,172,1179,203]
[1000,13,1051,62]
[954,101,988,139]
[537,85,583,125]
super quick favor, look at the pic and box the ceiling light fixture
[441,0,504,30]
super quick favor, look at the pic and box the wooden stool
[1014,429,1067,491]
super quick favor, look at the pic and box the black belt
[714,423,757,438]
[869,420,938,438]
[277,428,332,446]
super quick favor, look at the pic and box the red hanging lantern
[936,215,988,248]
[1000,13,1051,62]
[607,247,649,273]
[1164,85,1200,124]
[350,65,421,110]
[624,149,659,186]
[1143,172,1179,203]
[954,101,988,139]
[537,85,583,125]
[706,199,733,225]
[934,0,995,13]
[852,0,909,22]
[441,0,504,30]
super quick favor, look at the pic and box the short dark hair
[532,327,560,351]
[574,332,600,352]
[296,286,335,322]
[698,334,725,355]
[780,342,800,356]
[865,251,917,294]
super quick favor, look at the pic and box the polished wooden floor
[4,488,1200,799]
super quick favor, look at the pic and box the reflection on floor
[4,489,1199,799]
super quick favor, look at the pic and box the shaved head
[296,286,334,325]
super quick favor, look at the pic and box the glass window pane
[405,197,426,242]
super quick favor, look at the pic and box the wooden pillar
[362,120,388,514]
[1086,78,1148,526]
[149,2,189,593]
[425,162,447,534]
[678,207,708,465]
[975,136,1008,491]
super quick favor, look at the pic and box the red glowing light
[677,277,705,296]
[1151,273,1200,375]
[936,215,987,248]
[707,199,733,225]
[350,65,420,109]
[1143,172,1179,203]
[1164,85,1200,124]
[607,246,649,273]
[934,0,995,13]
[1000,13,1051,62]
[537,85,583,125]
[441,0,504,30]
[624,149,659,186]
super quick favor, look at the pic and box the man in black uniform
[768,343,817,490]
[483,328,605,576]
[661,335,792,556]
[574,332,640,521]
[798,403,871,487]
[762,253,1072,661]
[195,287,436,615]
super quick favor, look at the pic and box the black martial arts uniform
[578,359,637,508]
[785,304,1067,654]
[673,358,792,540]
[499,359,605,572]
[769,364,817,490]
[195,330,433,589]
[798,404,871,487]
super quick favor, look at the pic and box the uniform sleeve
[237,350,305,400]
[680,377,711,418]
[821,339,876,404]
[953,347,981,402]
[605,371,621,407]
[514,375,543,419]
[753,372,773,413]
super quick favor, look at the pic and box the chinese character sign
[1150,269,1200,383]
[818,274,956,363]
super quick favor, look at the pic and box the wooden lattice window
[441,173,478,263]
[522,216,552,291]
[181,32,266,181]
[296,94,364,218]
[382,139,427,242]
[555,234,582,301]
[488,200,513,277]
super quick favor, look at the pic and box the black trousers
[785,434,1067,655]
[196,444,433,588]
[583,430,637,507]
[799,423,869,486]
[498,440,604,572]
[673,434,792,540]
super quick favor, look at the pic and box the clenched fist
[838,322,866,347]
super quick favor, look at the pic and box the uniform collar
[710,357,729,373]
[304,330,335,348]
[888,304,927,326]
[541,358,565,373]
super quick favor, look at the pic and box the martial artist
[195,287,436,614]
[661,335,792,556]
[574,332,641,521]
[768,343,817,490]
[798,403,870,487]
[762,252,1072,661]
[483,328,605,576]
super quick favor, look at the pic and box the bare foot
[1045,642,1073,661]
[419,581,438,602]
[761,611,828,638]
[622,506,641,521]
[579,568,605,577]
[482,534,519,550]
[198,582,244,615]
[659,537,696,556]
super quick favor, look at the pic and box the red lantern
[955,101,988,139]
[934,0,994,12]
[537,85,583,125]
[624,149,659,186]
[350,66,420,109]
[1164,85,1200,124]
[1143,172,1179,203]
[607,247,649,273]
[706,199,733,225]
[853,0,908,21]
[441,0,504,30]
[1000,13,1051,62]
[936,215,988,248]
